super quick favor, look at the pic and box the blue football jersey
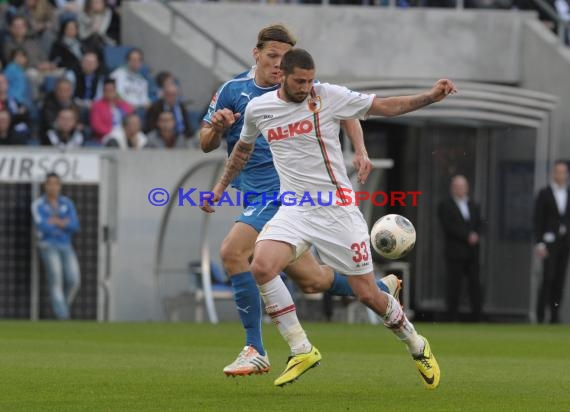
[203,73,280,195]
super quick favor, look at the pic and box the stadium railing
[158,0,250,72]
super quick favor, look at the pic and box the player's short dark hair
[280,48,315,76]
[46,172,60,182]
[256,24,296,49]
[554,159,568,168]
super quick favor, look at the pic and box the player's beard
[282,79,309,103]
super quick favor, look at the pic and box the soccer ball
[370,214,416,260]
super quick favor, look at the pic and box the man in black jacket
[534,160,570,324]
[438,175,482,322]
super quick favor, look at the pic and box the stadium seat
[187,261,233,322]
[103,45,133,72]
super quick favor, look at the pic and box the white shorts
[257,205,373,276]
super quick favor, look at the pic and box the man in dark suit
[534,160,570,324]
[438,175,482,322]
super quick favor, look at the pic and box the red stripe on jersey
[311,88,347,204]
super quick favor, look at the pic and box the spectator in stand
[65,51,105,127]
[41,77,81,135]
[2,15,55,73]
[145,82,194,139]
[0,73,31,135]
[154,71,186,101]
[43,107,84,148]
[155,71,176,96]
[49,19,85,73]
[110,48,151,112]
[3,48,33,108]
[16,0,58,53]
[79,0,120,50]
[103,113,149,149]
[2,14,60,99]
[0,109,28,145]
[90,77,132,141]
[147,110,187,149]
[31,172,81,320]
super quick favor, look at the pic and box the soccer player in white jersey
[199,25,401,377]
[202,48,457,388]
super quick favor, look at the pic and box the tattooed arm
[200,140,254,213]
[217,140,254,188]
[368,79,457,118]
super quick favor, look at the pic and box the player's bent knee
[250,258,278,283]
[220,240,251,272]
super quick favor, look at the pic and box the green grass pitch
[1,321,569,411]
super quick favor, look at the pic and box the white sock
[382,293,424,356]
[258,276,311,355]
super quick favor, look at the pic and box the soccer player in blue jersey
[199,24,400,377]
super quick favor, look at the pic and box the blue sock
[230,272,265,356]
[327,272,390,296]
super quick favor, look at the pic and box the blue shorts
[235,194,280,233]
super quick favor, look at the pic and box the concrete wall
[520,20,570,158]
[170,4,525,82]
[123,3,532,109]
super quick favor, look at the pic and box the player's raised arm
[367,79,457,118]
[341,119,372,184]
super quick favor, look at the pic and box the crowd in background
[0,0,567,149]
[0,0,196,149]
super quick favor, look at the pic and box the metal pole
[199,160,225,323]
[30,181,40,321]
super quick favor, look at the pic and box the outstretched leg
[285,251,399,297]
[347,273,441,389]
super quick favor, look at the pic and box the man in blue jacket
[31,172,81,320]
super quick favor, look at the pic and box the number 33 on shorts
[351,241,371,267]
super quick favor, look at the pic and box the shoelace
[417,356,431,369]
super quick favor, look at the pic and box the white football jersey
[240,83,375,206]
